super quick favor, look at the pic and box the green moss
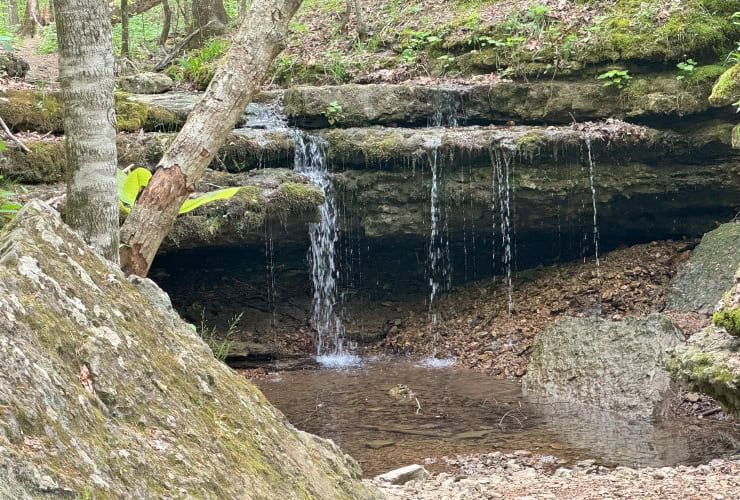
[0,90,63,132]
[713,305,740,336]
[1,139,66,184]
[270,182,323,217]
[709,63,740,106]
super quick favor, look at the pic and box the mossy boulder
[668,325,740,415]
[667,222,740,313]
[712,265,740,337]
[0,201,379,498]
[0,90,183,134]
[709,63,740,107]
[0,52,29,78]
[0,139,67,183]
[522,314,684,419]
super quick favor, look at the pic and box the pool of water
[252,359,740,476]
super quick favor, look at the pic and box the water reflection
[252,360,739,476]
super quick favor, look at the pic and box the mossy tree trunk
[121,0,129,57]
[54,0,120,264]
[119,0,303,276]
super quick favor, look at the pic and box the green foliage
[322,49,349,83]
[36,23,58,54]
[0,33,13,52]
[168,39,229,88]
[323,100,344,126]
[676,58,698,80]
[713,305,740,337]
[117,167,242,215]
[0,172,23,226]
[401,29,445,64]
[198,310,243,362]
[597,69,632,89]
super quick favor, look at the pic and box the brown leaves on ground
[373,240,698,378]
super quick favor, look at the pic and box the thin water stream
[253,361,740,477]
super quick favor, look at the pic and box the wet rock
[667,222,740,314]
[375,464,430,485]
[0,201,380,499]
[522,314,684,418]
[117,72,174,94]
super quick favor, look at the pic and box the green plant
[117,167,242,215]
[676,58,698,80]
[437,54,456,70]
[0,33,13,52]
[36,23,58,54]
[322,49,349,83]
[597,69,632,89]
[198,310,243,361]
[0,170,23,225]
[324,100,344,126]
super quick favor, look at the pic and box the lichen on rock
[0,200,379,498]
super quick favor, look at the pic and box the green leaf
[0,138,6,151]
[178,187,241,214]
[119,168,152,207]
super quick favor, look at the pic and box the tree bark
[189,0,228,48]
[348,0,367,40]
[159,0,171,47]
[120,0,303,276]
[121,0,129,57]
[19,0,41,36]
[9,0,19,26]
[54,0,120,263]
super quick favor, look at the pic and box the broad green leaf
[178,187,241,214]
[0,138,6,151]
[116,169,129,205]
[122,168,152,207]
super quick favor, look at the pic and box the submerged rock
[666,222,740,314]
[522,314,684,419]
[0,201,379,498]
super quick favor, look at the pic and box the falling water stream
[294,133,359,367]
[491,147,515,314]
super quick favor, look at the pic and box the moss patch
[713,305,740,336]
[709,63,740,107]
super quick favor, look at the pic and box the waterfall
[585,138,600,269]
[294,133,359,367]
[491,147,514,314]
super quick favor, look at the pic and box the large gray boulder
[0,201,380,499]
[522,314,684,419]
[666,222,740,313]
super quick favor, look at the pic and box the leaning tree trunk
[54,0,120,263]
[159,0,171,46]
[120,0,303,276]
[19,0,41,36]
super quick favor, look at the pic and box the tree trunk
[54,0,120,263]
[19,0,41,36]
[348,0,367,40]
[189,0,228,47]
[159,0,171,47]
[9,0,19,26]
[120,0,303,276]
[121,0,129,57]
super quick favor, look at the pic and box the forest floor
[367,451,740,499]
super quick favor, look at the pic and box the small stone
[513,449,531,457]
[685,392,701,403]
[375,464,430,485]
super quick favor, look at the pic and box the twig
[0,117,31,153]
[699,407,721,418]
[153,21,216,72]
[498,409,523,429]
[415,397,422,415]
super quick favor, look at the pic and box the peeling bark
[119,0,303,276]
